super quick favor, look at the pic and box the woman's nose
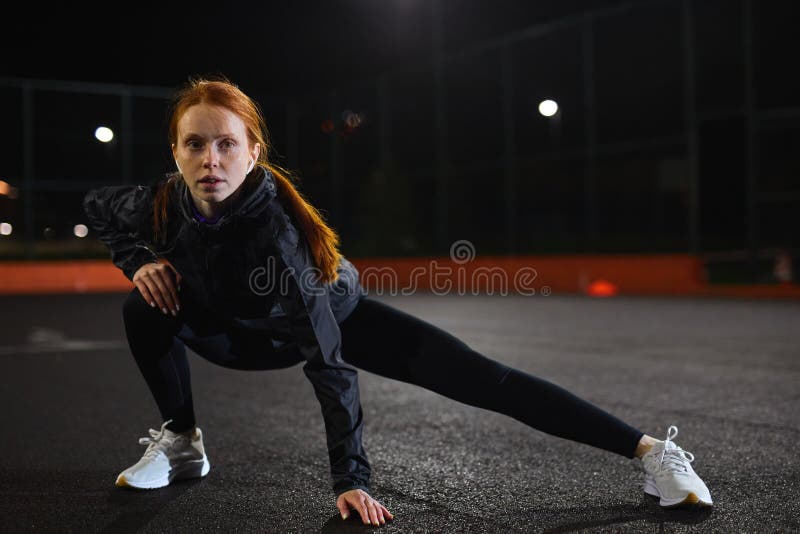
[203,147,219,167]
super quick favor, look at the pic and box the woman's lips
[199,178,224,190]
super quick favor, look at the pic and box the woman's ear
[171,144,182,174]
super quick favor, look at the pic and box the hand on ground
[336,488,394,527]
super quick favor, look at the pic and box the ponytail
[267,164,342,284]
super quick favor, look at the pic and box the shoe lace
[138,419,175,460]
[658,425,695,473]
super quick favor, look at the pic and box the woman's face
[171,103,260,206]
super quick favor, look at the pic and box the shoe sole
[643,478,713,508]
[116,457,210,489]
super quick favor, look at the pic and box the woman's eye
[220,140,235,149]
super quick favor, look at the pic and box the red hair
[154,74,341,284]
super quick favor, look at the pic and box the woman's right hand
[132,258,182,316]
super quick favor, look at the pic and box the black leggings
[122,289,644,459]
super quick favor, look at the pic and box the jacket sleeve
[82,184,161,281]
[275,243,372,498]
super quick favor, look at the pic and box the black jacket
[83,166,371,497]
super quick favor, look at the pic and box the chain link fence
[1,0,797,282]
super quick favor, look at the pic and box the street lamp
[538,99,559,117]
[538,99,561,148]
[94,126,114,143]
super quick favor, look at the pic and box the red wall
[0,256,798,299]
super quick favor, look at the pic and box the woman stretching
[83,76,712,527]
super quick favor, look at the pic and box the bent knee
[122,288,159,321]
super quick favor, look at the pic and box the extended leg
[339,297,644,458]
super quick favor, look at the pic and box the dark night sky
[4,1,617,95]
[5,0,798,107]
[1,0,797,256]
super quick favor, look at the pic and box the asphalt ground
[0,292,798,533]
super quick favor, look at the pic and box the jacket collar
[172,165,278,227]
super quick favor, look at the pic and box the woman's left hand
[336,488,394,526]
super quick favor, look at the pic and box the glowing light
[94,126,114,143]
[342,110,363,129]
[587,279,618,297]
[74,224,89,238]
[0,222,12,236]
[538,99,559,117]
[0,180,17,199]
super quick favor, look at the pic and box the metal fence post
[582,13,597,252]
[501,43,517,254]
[684,0,700,254]
[432,0,449,251]
[121,90,133,184]
[743,0,758,275]
[22,83,35,259]
[378,74,392,171]
[329,90,342,230]
[286,99,299,170]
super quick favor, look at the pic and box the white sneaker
[115,419,211,489]
[641,425,713,508]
